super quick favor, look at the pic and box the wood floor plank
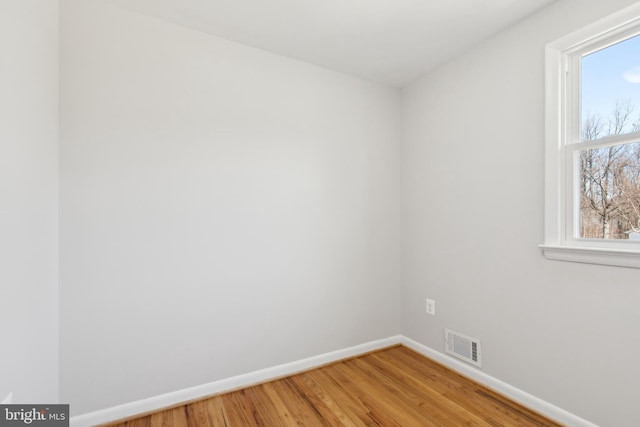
[172,407,189,427]
[303,368,379,426]
[220,388,265,427]
[242,385,289,427]
[202,396,229,427]
[186,400,212,427]
[349,356,491,426]
[324,362,424,427]
[337,358,444,426]
[102,345,563,427]
[259,381,300,427]
[368,349,506,425]
[268,377,328,425]
[383,346,561,426]
[126,416,151,427]
[381,346,532,425]
[297,370,366,427]
[289,372,355,426]
[149,408,175,427]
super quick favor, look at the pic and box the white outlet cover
[2,392,13,404]
[426,298,435,315]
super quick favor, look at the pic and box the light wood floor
[103,345,562,427]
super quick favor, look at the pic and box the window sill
[540,245,640,269]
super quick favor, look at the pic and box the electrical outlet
[426,298,435,316]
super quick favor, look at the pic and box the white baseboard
[71,335,597,427]
[70,335,402,427]
[400,336,599,427]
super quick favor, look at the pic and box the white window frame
[542,3,640,268]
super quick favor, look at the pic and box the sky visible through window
[581,33,640,135]
[579,34,640,239]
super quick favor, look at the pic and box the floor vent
[445,328,482,367]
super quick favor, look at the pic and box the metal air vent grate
[445,328,482,367]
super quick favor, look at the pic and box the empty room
[2,0,640,426]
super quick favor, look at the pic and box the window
[542,4,640,268]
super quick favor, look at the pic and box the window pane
[579,141,640,239]
[581,34,640,141]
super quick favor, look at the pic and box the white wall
[401,1,640,426]
[0,0,59,404]
[59,0,401,414]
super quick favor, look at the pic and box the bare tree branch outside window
[580,99,640,239]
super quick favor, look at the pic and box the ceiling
[103,0,556,87]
